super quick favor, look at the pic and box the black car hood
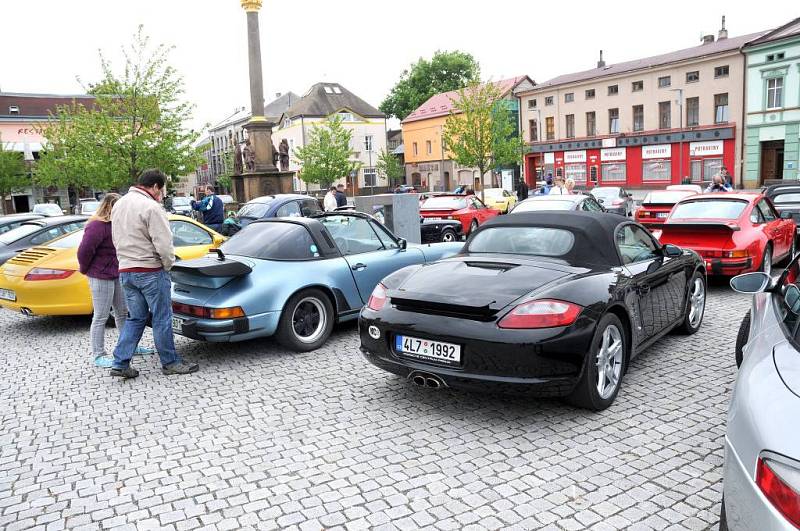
[390,255,578,313]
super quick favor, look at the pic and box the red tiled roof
[0,93,96,118]
[402,76,529,124]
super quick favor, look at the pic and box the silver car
[723,266,800,530]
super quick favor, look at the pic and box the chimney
[597,50,606,68]
[275,92,281,99]
[702,34,715,44]
[718,15,728,40]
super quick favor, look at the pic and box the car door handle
[351,263,367,271]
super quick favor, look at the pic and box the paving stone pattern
[0,284,745,530]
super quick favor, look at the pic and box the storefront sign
[601,147,626,161]
[544,152,555,164]
[689,140,723,157]
[564,150,586,163]
[601,138,617,148]
[642,144,671,159]
[415,163,439,172]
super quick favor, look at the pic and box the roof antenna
[597,50,606,69]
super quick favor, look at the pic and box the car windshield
[172,197,191,207]
[670,200,748,220]
[49,229,85,248]
[238,198,275,219]
[468,227,575,257]
[0,223,42,244]
[422,197,467,210]
[643,191,694,205]
[81,202,100,213]
[221,222,317,260]
[591,188,620,199]
[513,199,575,212]
[773,193,800,205]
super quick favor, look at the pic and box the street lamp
[670,88,684,183]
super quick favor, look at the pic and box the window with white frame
[601,163,626,182]
[364,135,373,152]
[714,93,729,123]
[363,167,377,187]
[642,160,671,181]
[545,96,554,106]
[338,112,355,122]
[565,164,586,183]
[714,65,729,78]
[528,98,537,109]
[767,78,783,109]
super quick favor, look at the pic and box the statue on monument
[279,138,290,172]
[242,138,256,172]
[271,141,279,168]
[233,135,244,175]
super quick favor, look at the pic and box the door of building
[761,140,785,184]
[12,195,29,213]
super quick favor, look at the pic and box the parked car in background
[31,203,64,217]
[170,212,463,351]
[667,184,704,194]
[168,196,193,216]
[394,185,418,194]
[421,218,463,243]
[78,200,101,215]
[420,194,500,235]
[590,186,634,216]
[0,214,44,235]
[236,194,323,227]
[482,188,517,214]
[653,193,795,276]
[511,194,605,214]
[764,183,800,227]
[360,211,705,410]
[0,216,87,266]
[721,265,800,530]
[635,190,698,227]
[218,194,235,206]
[0,215,223,317]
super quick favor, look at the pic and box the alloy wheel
[688,277,705,329]
[595,324,623,400]
[291,297,326,344]
[441,230,456,242]
[763,248,772,277]
[470,220,479,234]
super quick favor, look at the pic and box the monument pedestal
[232,171,295,202]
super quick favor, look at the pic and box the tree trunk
[0,192,6,215]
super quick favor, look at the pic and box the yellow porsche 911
[0,215,224,317]
[482,188,517,214]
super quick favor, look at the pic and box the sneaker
[94,355,114,368]
[134,346,155,356]
[110,366,139,379]
[162,362,199,375]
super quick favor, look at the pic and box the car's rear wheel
[566,313,626,411]
[469,219,479,234]
[735,310,750,368]
[780,236,797,266]
[760,244,772,276]
[440,228,457,242]
[676,273,706,335]
[276,289,334,352]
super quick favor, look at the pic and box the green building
[744,18,800,187]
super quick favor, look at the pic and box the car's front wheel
[760,244,773,276]
[469,219,479,234]
[440,228,458,242]
[566,313,626,411]
[735,310,750,368]
[676,273,706,335]
[276,289,334,352]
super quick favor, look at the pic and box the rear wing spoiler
[660,221,740,231]
[170,256,252,289]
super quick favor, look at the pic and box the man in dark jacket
[516,179,529,201]
[191,185,224,231]
[335,183,347,207]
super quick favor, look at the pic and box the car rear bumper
[702,257,753,276]
[358,308,595,397]
[0,274,92,316]
[172,310,281,342]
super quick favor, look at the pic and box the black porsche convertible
[359,211,706,410]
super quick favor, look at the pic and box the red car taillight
[756,456,800,528]
[171,302,245,319]
[24,268,75,281]
[367,283,387,311]
[498,299,582,329]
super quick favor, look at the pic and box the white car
[31,203,64,217]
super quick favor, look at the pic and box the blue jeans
[113,271,180,369]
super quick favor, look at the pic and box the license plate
[0,289,15,301]
[395,335,461,367]
[171,316,184,333]
[657,212,669,218]
[426,217,443,221]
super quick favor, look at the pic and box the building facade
[401,77,532,192]
[743,18,800,186]
[517,23,763,189]
[271,83,387,194]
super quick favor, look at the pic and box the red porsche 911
[653,193,795,276]
[420,194,500,235]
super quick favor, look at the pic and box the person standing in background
[335,183,347,208]
[323,186,338,211]
[191,185,224,232]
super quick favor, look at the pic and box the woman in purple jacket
[77,194,153,367]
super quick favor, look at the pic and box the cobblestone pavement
[0,283,746,531]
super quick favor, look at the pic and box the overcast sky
[1,1,796,135]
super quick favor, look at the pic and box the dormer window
[338,112,354,122]
[324,87,333,94]
[283,118,292,128]
[8,105,20,115]
[332,86,342,94]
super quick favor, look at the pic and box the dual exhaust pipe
[20,308,33,317]
[409,371,447,389]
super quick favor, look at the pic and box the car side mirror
[663,244,682,257]
[398,238,407,250]
[597,198,605,204]
[781,211,793,220]
[730,272,772,294]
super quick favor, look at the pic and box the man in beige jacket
[110,169,199,378]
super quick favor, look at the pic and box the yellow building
[400,76,533,192]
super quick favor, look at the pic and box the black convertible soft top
[475,211,628,267]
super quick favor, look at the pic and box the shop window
[586,112,596,137]
[714,65,730,78]
[767,79,783,109]
[529,119,538,142]
[585,89,595,99]
[565,114,575,139]
[608,85,619,96]
[643,160,671,181]
[632,105,644,132]
[686,71,700,83]
[632,80,643,92]
[715,93,729,122]
[545,117,554,140]
[602,163,626,182]
[690,160,703,182]
[545,96,554,106]
[659,101,671,129]
[686,97,700,127]
[703,158,723,181]
[658,76,671,88]
[609,108,619,134]
[565,164,586,183]
[590,166,598,183]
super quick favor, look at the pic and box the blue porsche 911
[169,212,463,351]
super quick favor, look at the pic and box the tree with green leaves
[380,50,480,121]
[0,138,30,215]
[442,82,523,202]
[293,115,360,189]
[376,149,405,188]
[35,25,202,195]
